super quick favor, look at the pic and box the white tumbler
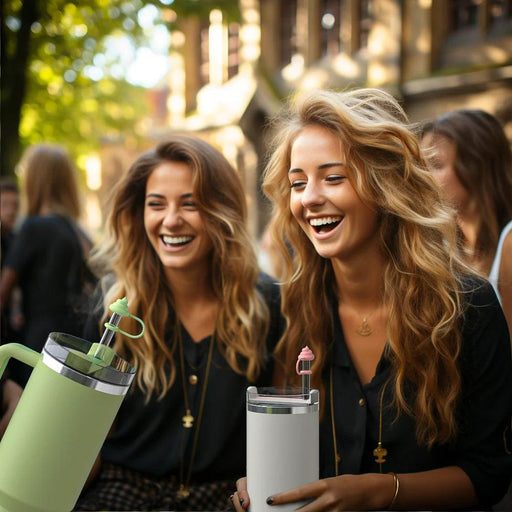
[246,386,319,511]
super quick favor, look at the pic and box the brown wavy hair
[90,135,270,399]
[18,143,81,219]
[421,109,512,265]
[264,88,472,448]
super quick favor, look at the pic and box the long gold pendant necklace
[176,327,215,499]
[330,365,389,475]
[372,380,389,470]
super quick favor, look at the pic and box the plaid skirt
[74,462,235,511]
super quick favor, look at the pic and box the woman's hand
[263,474,394,512]
[230,474,394,511]
[231,477,249,511]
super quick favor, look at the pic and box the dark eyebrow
[145,192,194,199]
[319,161,344,170]
[288,161,344,174]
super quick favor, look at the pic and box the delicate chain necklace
[330,365,390,475]
[330,365,342,476]
[176,326,216,499]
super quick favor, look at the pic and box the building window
[447,0,512,38]
[435,0,512,68]
[280,0,298,66]
[490,0,512,24]
[199,20,210,87]
[449,0,479,31]
[227,22,240,79]
[359,0,373,51]
[321,0,341,57]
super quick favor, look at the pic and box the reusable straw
[94,297,145,358]
[296,346,315,397]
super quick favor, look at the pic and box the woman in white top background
[421,109,512,341]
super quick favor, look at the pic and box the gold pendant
[356,317,373,336]
[373,442,387,464]
[176,484,190,499]
[182,410,194,428]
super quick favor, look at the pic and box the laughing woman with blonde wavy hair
[233,88,512,510]
[75,135,281,511]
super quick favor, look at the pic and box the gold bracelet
[387,472,400,510]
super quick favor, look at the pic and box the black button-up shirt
[319,278,512,507]
[82,273,282,483]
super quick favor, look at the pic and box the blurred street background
[2,0,511,241]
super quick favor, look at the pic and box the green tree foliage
[1,0,239,175]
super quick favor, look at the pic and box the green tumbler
[0,332,135,512]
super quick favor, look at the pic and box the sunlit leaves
[2,0,240,175]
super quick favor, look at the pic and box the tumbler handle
[0,343,41,379]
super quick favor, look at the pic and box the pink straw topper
[296,346,315,396]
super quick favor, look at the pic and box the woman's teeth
[162,235,193,246]
[309,217,342,233]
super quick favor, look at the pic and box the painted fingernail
[240,499,245,507]
[229,494,234,502]
[266,497,274,505]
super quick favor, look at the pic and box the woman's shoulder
[256,272,281,302]
[500,225,512,261]
[458,274,509,351]
[17,215,47,231]
[489,219,512,284]
[6,216,54,253]
[256,272,284,346]
[18,214,69,235]
[459,273,500,307]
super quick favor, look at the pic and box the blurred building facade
[99,0,512,239]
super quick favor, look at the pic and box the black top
[1,228,18,344]
[320,277,512,507]
[82,273,283,483]
[1,230,15,269]
[4,214,93,386]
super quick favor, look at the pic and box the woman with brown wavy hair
[234,88,512,510]
[75,135,281,511]
[421,109,512,341]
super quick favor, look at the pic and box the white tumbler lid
[247,386,319,415]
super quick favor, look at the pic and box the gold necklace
[178,326,195,429]
[355,312,375,337]
[329,365,342,476]
[330,366,389,475]
[372,380,389,471]
[176,327,215,499]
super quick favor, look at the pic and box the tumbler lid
[42,332,135,395]
[247,386,319,415]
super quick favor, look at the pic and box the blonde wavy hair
[264,88,472,448]
[90,135,270,400]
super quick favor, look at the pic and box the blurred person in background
[0,177,20,259]
[0,177,23,343]
[0,166,24,444]
[0,143,95,387]
[421,110,512,342]
[0,375,23,440]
